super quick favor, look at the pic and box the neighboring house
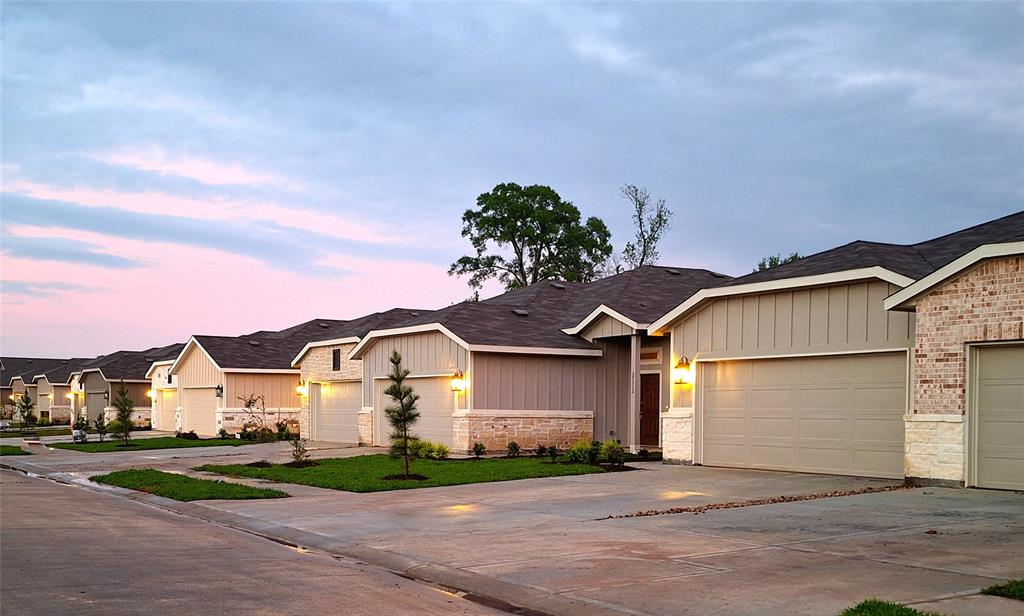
[649,210,1024,489]
[31,359,88,423]
[343,267,730,453]
[1,357,67,416]
[145,360,177,432]
[72,344,184,425]
[168,311,426,436]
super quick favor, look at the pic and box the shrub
[506,441,521,457]
[108,419,126,438]
[601,440,625,466]
[536,445,548,457]
[217,428,229,439]
[636,448,650,461]
[274,419,291,440]
[73,417,89,432]
[290,437,310,465]
[93,414,109,442]
[38,416,52,427]
[427,443,450,460]
[547,445,559,462]
[471,442,487,458]
[175,430,199,440]
[564,440,591,464]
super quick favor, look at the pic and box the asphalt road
[0,470,500,616]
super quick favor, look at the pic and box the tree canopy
[448,183,613,291]
[621,184,673,269]
[754,252,802,272]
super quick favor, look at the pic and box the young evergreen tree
[93,413,109,442]
[111,381,134,447]
[16,394,36,427]
[384,351,420,478]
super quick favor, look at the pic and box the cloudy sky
[2,2,1022,357]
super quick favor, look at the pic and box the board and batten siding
[671,281,914,407]
[471,352,596,412]
[593,339,631,441]
[225,372,301,408]
[581,315,634,341]
[175,345,221,386]
[361,331,469,406]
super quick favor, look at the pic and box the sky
[1,2,1022,358]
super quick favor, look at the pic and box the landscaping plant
[15,395,36,428]
[111,381,134,447]
[601,440,625,467]
[547,445,559,462]
[472,442,487,458]
[565,439,601,464]
[290,436,311,466]
[506,441,521,457]
[93,413,109,442]
[384,351,420,479]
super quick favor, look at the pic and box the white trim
[372,371,455,380]
[145,360,174,379]
[885,241,1024,311]
[904,413,963,423]
[691,346,910,363]
[665,407,694,418]
[290,336,361,367]
[222,368,301,374]
[349,323,470,359]
[648,266,916,335]
[77,368,149,384]
[358,407,374,414]
[468,344,603,357]
[561,304,640,336]
[453,409,593,419]
[168,337,223,376]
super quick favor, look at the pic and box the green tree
[754,252,802,272]
[449,183,613,291]
[111,381,134,447]
[620,184,673,269]
[16,395,36,427]
[93,413,109,443]
[384,351,420,478]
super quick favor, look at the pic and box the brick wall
[452,413,592,454]
[298,343,361,438]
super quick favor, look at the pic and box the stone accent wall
[661,409,694,464]
[452,412,593,454]
[47,405,73,423]
[297,343,361,439]
[907,255,1023,484]
[358,410,373,445]
[103,408,152,428]
[219,409,300,436]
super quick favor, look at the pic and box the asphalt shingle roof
[78,343,185,381]
[0,357,69,387]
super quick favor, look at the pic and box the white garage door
[700,352,906,479]
[974,345,1024,491]
[155,389,177,431]
[374,377,454,447]
[182,388,218,436]
[311,381,361,443]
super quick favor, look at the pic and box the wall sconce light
[8,395,15,401]
[146,389,156,400]
[672,357,694,385]
[215,384,224,398]
[103,391,109,400]
[66,393,75,401]
[450,370,466,392]
[295,381,309,397]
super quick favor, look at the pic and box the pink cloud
[94,146,302,189]
[0,226,472,357]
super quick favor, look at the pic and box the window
[640,348,661,364]
[332,348,341,371]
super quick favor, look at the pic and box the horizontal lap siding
[362,331,468,408]
[674,281,913,360]
[471,352,595,412]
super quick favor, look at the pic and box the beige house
[649,211,1023,489]
[72,344,183,425]
[145,360,177,431]
[337,267,729,454]
[1,357,67,417]
[31,359,87,423]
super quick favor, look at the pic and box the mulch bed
[245,461,273,468]
[604,484,913,519]
[382,474,428,481]
[283,461,318,468]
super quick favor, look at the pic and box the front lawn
[91,469,288,501]
[0,445,31,456]
[983,579,1024,601]
[51,436,256,453]
[839,599,940,616]
[197,453,605,492]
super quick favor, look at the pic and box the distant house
[1,357,67,416]
[31,359,88,422]
[71,344,184,425]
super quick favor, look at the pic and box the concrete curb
[1,461,625,616]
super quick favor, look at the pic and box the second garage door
[155,389,177,431]
[181,387,218,436]
[311,381,361,442]
[374,377,454,447]
[973,344,1024,491]
[700,352,906,479]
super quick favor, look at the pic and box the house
[72,344,184,425]
[168,309,426,436]
[649,210,1023,489]
[342,267,730,453]
[31,359,88,423]
[145,360,177,431]
[1,357,67,416]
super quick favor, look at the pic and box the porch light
[673,357,694,385]
[295,382,308,397]
[66,393,75,400]
[215,384,224,398]
[146,389,156,400]
[450,370,466,392]
[103,391,109,400]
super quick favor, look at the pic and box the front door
[639,373,660,446]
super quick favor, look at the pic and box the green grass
[982,580,1024,601]
[0,445,31,456]
[91,469,288,501]
[839,600,940,616]
[198,453,606,492]
[51,436,255,453]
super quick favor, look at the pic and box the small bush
[175,430,199,440]
[73,417,89,432]
[601,440,625,466]
[427,443,450,460]
[636,448,650,461]
[547,445,559,462]
[472,442,487,458]
[108,419,125,437]
[290,437,311,466]
[536,445,548,457]
[565,439,601,465]
[38,416,52,427]
[506,441,521,457]
[274,419,291,440]
[217,428,229,439]
[93,415,109,442]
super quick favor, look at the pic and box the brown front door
[639,373,660,446]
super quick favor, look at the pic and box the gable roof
[78,343,184,382]
[33,358,91,385]
[1,357,68,387]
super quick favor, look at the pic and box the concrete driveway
[4,443,1022,615]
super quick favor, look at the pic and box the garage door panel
[313,381,360,443]
[182,388,217,436]
[975,345,1024,490]
[701,353,906,479]
[375,377,453,447]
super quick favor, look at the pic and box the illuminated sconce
[66,393,75,401]
[672,357,694,385]
[295,381,309,397]
[146,389,156,400]
[103,391,109,400]
[450,370,466,392]
[8,395,15,401]
[215,384,224,398]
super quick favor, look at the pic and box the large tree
[449,183,613,291]
[620,184,673,269]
